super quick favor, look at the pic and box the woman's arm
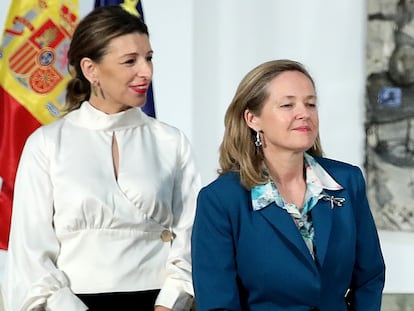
[155,131,201,311]
[3,128,87,311]
[191,181,242,311]
[349,168,385,311]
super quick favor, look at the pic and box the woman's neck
[264,151,306,208]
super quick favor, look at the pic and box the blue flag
[94,0,156,118]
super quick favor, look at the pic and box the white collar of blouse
[64,101,147,131]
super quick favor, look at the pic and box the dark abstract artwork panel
[366,0,414,231]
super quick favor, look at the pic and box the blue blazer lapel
[312,199,334,267]
[259,203,317,271]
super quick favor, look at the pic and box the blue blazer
[191,157,385,311]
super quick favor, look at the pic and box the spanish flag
[0,1,79,250]
[94,0,156,118]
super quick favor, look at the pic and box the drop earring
[91,80,98,97]
[255,130,262,147]
[97,81,105,99]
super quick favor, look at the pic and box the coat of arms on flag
[0,1,79,250]
[0,1,78,123]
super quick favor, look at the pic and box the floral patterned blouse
[251,153,343,259]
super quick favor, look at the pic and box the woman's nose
[137,60,153,79]
[296,104,311,119]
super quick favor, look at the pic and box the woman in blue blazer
[191,59,385,311]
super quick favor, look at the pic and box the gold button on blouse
[160,229,175,242]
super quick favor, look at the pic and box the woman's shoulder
[314,156,361,173]
[25,118,65,144]
[197,172,250,215]
[146,116,179,133]
[200,172,247,197]
[146,117,189,142]
[17,119,66,162]
[313,156,365,186]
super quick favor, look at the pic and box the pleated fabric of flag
[94,0,156,118]
[0,0,79,250]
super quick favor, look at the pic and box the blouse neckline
[64,101,147,131]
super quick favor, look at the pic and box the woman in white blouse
[3,5,200,311]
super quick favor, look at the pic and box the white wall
[0,0,413,294]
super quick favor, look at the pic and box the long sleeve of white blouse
[155,130,201,310]
[2,128,88,311]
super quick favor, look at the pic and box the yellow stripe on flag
[0,0,79,124]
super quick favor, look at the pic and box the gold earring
[91,81,98,97]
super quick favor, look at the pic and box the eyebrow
[283,95,317,100]
[121,50,154,56]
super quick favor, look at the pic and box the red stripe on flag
[9,42,37,75]
[0,86,41,250]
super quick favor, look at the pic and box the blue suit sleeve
[191,185,242,311]
[349,168,385,311]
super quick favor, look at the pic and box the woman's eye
[122,59,136,65]
[146,56,153,62]
[281,103,293,108]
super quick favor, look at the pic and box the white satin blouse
[2,102,201,311]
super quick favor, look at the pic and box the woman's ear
[244,109,259,131]
[80,57,97,83]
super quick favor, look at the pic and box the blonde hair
[218,59,324,189]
